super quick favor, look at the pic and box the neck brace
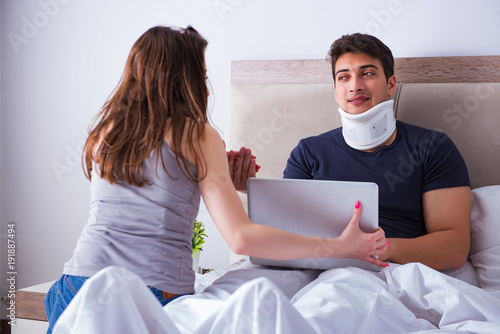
[338,99,396,150]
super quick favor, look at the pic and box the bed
[47,55,500,333]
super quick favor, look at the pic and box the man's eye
[338,75,347,81]
[363,72,374,76]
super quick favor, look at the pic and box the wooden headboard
[231,56,500,85]
[230,56,500,189]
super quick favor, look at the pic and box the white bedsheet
[53,260,500,334]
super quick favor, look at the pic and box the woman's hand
[335,201,389,267]
[227,147,260,193]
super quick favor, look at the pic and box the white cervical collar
[338,99,396,150]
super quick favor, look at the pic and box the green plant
[192,220,207,257]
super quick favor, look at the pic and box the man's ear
[388,75,397,97]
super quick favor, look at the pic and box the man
[283,33,471,271]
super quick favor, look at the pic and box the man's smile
[347,95,370,105]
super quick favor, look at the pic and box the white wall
[1,0,500,290]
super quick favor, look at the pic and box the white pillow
[468,185,500,296]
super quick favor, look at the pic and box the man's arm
[283,141,314,179]
[381,186,471,270]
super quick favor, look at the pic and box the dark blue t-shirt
[283,121,470,238]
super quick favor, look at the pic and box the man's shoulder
[397,121,457,156]
[398,121,449,139]
[299,127,342,144]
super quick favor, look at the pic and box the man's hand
[227,147,260,192]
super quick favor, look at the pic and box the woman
[45,25,388,333]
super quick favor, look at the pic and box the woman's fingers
[345,201,362,231]
[228,147,256,191]
[365,255,389,268]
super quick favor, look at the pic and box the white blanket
[53,260,500,334]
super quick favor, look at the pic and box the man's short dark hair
[328,33,394,83]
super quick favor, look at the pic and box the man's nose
[349,77,364,93]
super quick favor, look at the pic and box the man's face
[334,52,396,115]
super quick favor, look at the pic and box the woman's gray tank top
[63,141,200,294]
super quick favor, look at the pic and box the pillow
[468,185,500,297]
[440,259,479,287]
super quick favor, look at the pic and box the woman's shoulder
[202,123,221,139]
[199,123,226,155]
[168,121,224,165]
[164,120,220,144]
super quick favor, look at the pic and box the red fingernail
[385,264,390,267]
[387,241,390,245]
[355,201,360,209]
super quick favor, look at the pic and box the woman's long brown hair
[83,26,209,186]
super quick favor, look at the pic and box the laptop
[247,178,381,271]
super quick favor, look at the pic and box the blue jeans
[44,274,185,334]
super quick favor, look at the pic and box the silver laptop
[247,178,380,271]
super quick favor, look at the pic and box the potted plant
[192,220,207,273]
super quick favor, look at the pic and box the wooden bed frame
[231,56,500,84]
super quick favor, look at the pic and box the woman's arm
[197,125,389,266]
